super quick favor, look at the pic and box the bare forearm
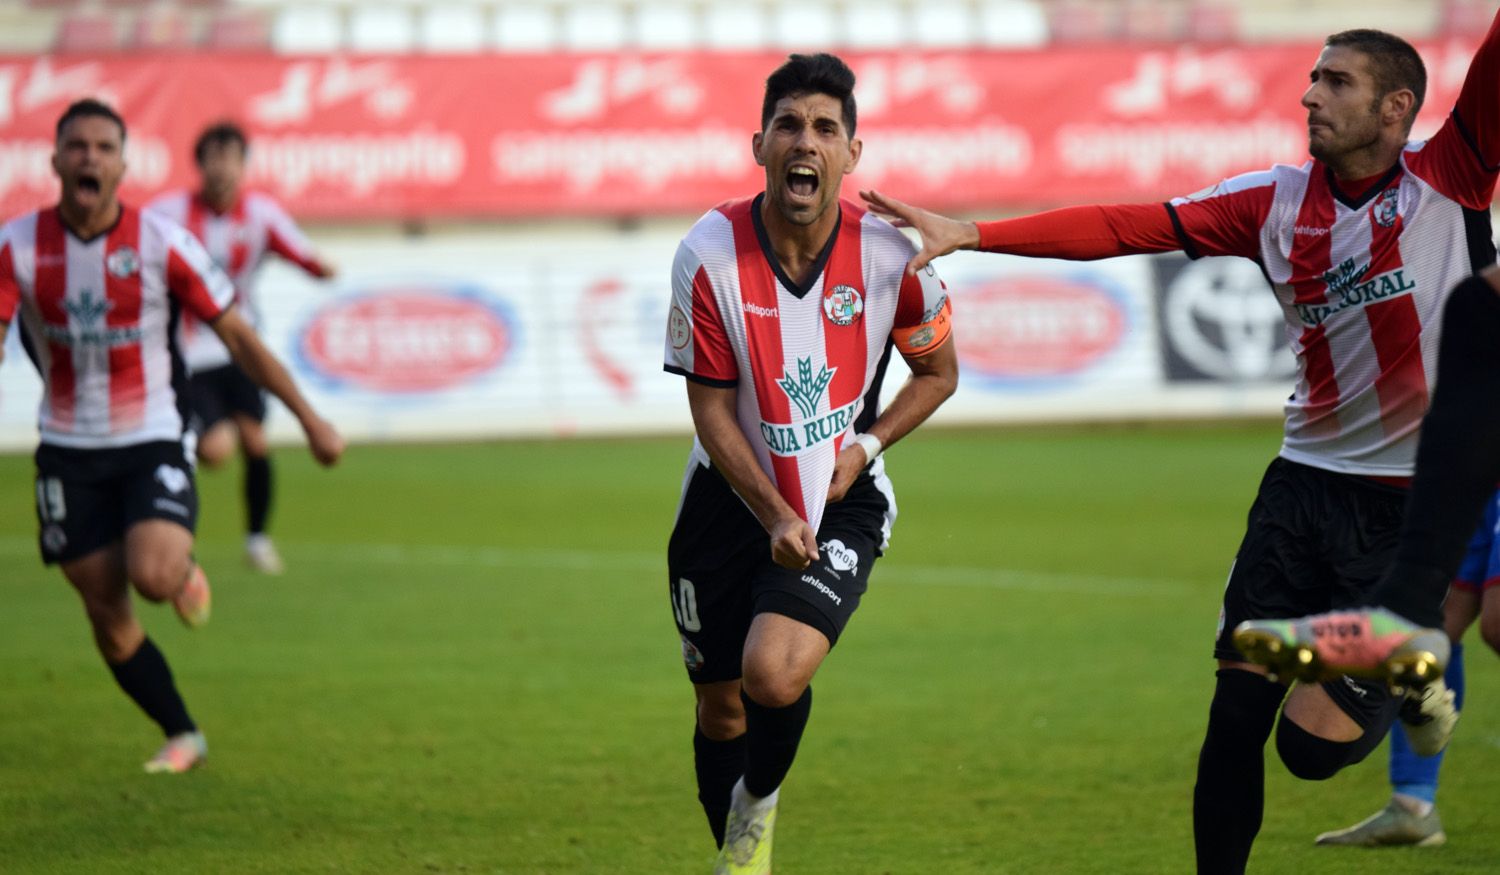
[863,369,957,452]
[226,333,318,425]
[696,412,799,531]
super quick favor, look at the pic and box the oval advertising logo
[298,288,514,393]
[956,275,1127,381]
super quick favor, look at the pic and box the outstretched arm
[210,306,344,467]
[686,381,818,571]
[861,189,1180,274]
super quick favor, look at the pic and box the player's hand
[859,189,980,275]
[768,515,819,571]
[318,259,339,280]
[827,443,868,504]
[301,415,345,467]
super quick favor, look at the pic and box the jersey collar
[750,192,841,300]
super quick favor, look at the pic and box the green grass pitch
[1,423,1496,873]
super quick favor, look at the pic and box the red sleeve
[0,240,17,323]
[167,245,231,322]
[1405,8,1500,209]
[683,265,737,384]
[976,203,1181,260]
[1168,180,1275,259]
[267,225,329,278]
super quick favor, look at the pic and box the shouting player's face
[754,92,862,228]
[1302,47,1386,164]
[198,140,246,205]
[52,115,126,221]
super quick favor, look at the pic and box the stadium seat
[703,4,768,49]
[418,4,487,53]
[349,5,416,53]
[1046,0,1121,43]
[634,1,697,50]
[913,1,976,48]
[1187,0,1239,43]
[495,3,559,51]
[562,2,628,51]
[132,9,195,52]
[206,10,272,52]
[55,12,121,53]
[843,0,904,48]
[977,1,1050,48]
[770,1,837,50]
[271,5,343,54]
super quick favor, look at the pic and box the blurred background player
[0,99,343,773]
[1314,485,1500,846]
[147,122,336,575]
[664,54,956,875]
[859,9,1500,872]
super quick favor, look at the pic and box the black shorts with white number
[1216,456,1405,729]
[183,363,266,435]
[667,460,891,684]
[34,440,199,565]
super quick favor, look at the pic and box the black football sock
[1372,276,1500,627]
[1193,669,1285,875]
[694,725,746,848]
[741,686,812,799]
[107,637,196,737]
[245,455,272,536]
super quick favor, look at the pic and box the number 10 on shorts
[672,578,702,632]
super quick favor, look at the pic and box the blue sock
[1389,642,1464,803]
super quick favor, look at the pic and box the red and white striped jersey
[0,205,234,449]
[664,195,953,535]
[1168,116,1497,476]
[146,190,326,371]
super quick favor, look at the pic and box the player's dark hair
[1325,28,1427,131]
[761,53,857,137]
[194,121,249,165]
[55,98,126,143]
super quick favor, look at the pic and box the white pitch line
[0,536,1198,597]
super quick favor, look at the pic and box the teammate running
[148,122,336,575]
[859,13,1500,874]
[664,54,957,875]
[0,100,342,772]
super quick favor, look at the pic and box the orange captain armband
[891,295,952,357]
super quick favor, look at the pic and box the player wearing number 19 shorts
[662,54,958,875]
[0,99,343,774]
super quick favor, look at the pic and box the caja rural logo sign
[297,286,516,393]
[955,274,1128,384]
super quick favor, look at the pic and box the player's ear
[845,136,862,173]
[1383,89,1415,128]
[752,130,766,166]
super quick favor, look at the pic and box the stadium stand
[1,1,1486,58]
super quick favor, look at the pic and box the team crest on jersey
[681,636,705,671]
[823,284,864,326]
[42,524,67,555]
[1373,188,1400,228]
[106,246,140,279]
[668,305,691,350]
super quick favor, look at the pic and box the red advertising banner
[0,43,1479,221]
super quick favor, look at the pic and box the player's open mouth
[787,166,818,200]
[77,174,101,194]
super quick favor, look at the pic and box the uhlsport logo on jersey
[955,274,1128,385]
[1295,258,1416,327]
[1373,188,1400,228]
[761,356,858,456]
[297,286,516,393]
[823,284,863,326]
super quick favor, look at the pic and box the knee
[1275,717,1356,781]
[740,670,808,710]
[697,692,745,740]
[127,554,192,602]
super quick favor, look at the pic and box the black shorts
[34,440,199,565]
[666,460,891,684]
[184,363,265,434]
[1215,456,1406,729]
